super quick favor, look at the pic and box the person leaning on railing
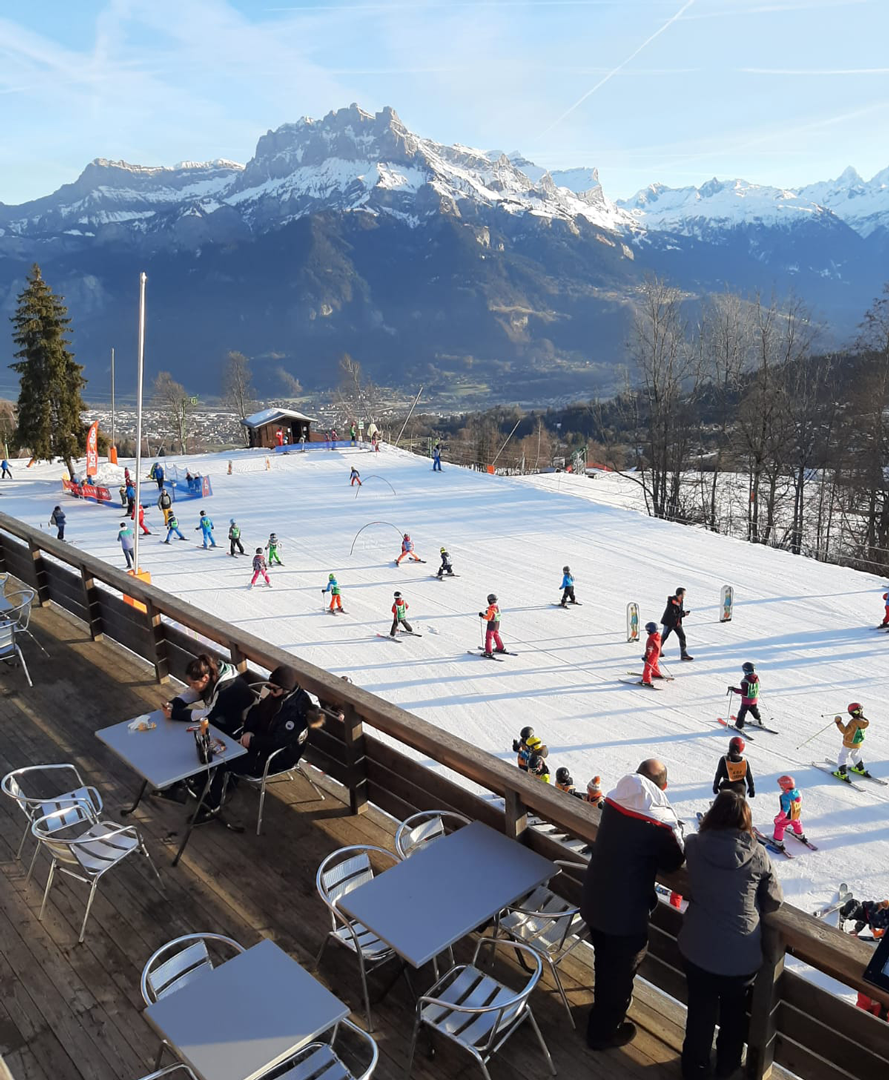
[678,791,784,1080]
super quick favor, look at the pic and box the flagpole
[110,347,115,457]
[133,273,147,574]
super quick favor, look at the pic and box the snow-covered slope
[5,446,888,953]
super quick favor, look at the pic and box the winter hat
[268,665,299,693]
[587,776,603,799]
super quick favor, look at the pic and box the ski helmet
[440,547,447,554]
[563,566,570,573]
[230,518,236,525]
[255,547,262,554]
[329,573,336,580]
[742,662,755,675]
[555,767,572,785]
[520,726,534,741]
[778,775,796,791]
[487,593,497,603]
[645,621,658,634]
[527,753,544,772]
[269,533,277,540]
[848,702,863,716]
[393,591,402,599]
[403,533,410,539]
[728,736,745,755]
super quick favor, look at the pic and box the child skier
[772,775,807,850]
[250,548,271,588]
[132,503,151,536]
[479,593,505,658]
[196,510,217,548]
[350,467,362,487]
[839,896,889,937]
[164,512,187,543]
[266,533,284,566]
[436,547,455,578]
[834,703,871,779]
[585,776,604,808]
[512,726,548,770]
[879,593,889,628]
[713,736,756,799]
[559,566,578,606]
[728,662,761,730]
[118,521,135,569]
[641,621,662,687]
[396,533,422,565]
[228,519,245,557]
[322,573,344,612]
[49,505,66,541]
[390,591,412,636]
[555,767,584,798]
[527,753,550,784]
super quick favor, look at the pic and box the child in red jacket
[642,622,662,687]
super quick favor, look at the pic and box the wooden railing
[0,509,887,1080]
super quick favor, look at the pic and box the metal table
[96,709,246,865]
[338,819,557,968]
[146,938,349,1080]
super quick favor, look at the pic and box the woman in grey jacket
[679,791,784,1080]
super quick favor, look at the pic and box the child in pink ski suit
[772,776,807,849]
[250,548,271,588]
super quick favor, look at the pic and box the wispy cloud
[741,67,889,75]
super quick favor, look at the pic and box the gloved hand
[713,787,719,795]
[727,685,733,692]
[749,791,755,798]
[511,739,522,753]
[478,612,485,618]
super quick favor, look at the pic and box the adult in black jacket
[661,587,693,660]
[164,653,257,736]
[235,666,324,776]
[581,760,685,1050]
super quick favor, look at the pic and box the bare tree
[333,354,380,429]
[276,366,303,398]
[222,352,255,444]
[152,372,194,453]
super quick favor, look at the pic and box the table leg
[121,779,148,817]
[172,772,213,866]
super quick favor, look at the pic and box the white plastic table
[338,819,557,967]
[96,709,246,864]
[146,938,349,1080]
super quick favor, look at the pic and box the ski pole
[796,716,840,751]
[479,615,485,650]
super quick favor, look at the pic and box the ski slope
[4,446,888,941]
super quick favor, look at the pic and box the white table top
[96,709,246,789]
[145,938,349,1080]
[338,819,557,968]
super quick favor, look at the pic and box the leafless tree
[333,354,380,429]
[221,352,255,443]
[276,367,303,398]
[152,372,194,453]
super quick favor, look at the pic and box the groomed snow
[6,447,888,975]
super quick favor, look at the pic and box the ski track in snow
[7,447,888,996]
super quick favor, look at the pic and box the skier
[396,533,422,565]
[432,443,442,471]
[350,423,357,446]
[119,484,128,508]
[712,736,755,799]
[330,427,338,448]
[513,726,547,770]
[661,586,693,660]
[1,459,11,479]
[154,462,165,491]
[390,591,412,636]
[196,509,217,548]
[349,467,362,487]
[124,467,132,486]
[880,592,889,629]
[527,752,550,784]
[131,503,151,536]
[479,593,505,658]
[266,533,284,566]
[772,775,807,851]
[585,776,604,808]
[834,703,871,779]
[118,521,135,569]
[163,511,187,543]
[249,548,271,588]
[125,481,136,516]
[157,486,173,525]
[839,896,889,937]
[228,519,245,557]
[559,566,578,606]
[322,573,343,612]
[555,767,583,798]
[727,662,761,730]
[49,505,66,541]
[436,546,455,578]
[641,621,663,687]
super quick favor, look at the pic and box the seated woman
[235,665,325,777]
[164,653,256,736]
[678,791,783,1080]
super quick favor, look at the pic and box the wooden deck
[0,603,694,1080]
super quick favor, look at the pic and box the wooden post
[80,567,104,641]
[504,789,528,841]
[0,532,7,575]
[746,926,785,1080]
[341,704,368,816]
[145,600,169,684]
[229,642,248,674]
[28,541,50,605]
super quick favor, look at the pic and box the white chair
[33,802,163,943]
[237,746,326,837]
[494,860,589,1027]
[406,937,556,1080]
[394,810,471,860]
[140,933,246,1005]
[256,1018,378,1080]
[0,620,32,687]
[2,763,103,881]
[5,587,48,657]
[314,845,405,1031]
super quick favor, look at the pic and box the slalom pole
[796,716,839,751]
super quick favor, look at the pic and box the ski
[399,630,423,637]
[720,713,780,735]
[326,609,349,615]
[469,647,518,656]
[468,650,504,661]
[716,718,754,740]
[810,761,865,791]
[552,602,583,608]
[785,832,819,852]
[626,672,675,681]
[847,769,888,787]
[753,826,793,859]
[376,633,402,643]
[813,883,851,919]
[431,574,460,579]
[619,678,663,690]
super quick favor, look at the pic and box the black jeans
[230,539,244,556]
[661,623,688,654]
[682,958,756,1078]
[587,928,649,1042]
[391,618,413,636]
[561,586,576,604]
[735,703,761,728]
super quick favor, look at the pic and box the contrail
[537,0,696,138]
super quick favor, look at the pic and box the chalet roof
[241,407,318,428]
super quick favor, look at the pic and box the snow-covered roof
[241,407,318,428]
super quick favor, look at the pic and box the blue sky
[1,0,887,205]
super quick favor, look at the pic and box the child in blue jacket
[196,509,217,548]
[559,566,578,607]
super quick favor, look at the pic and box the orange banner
[86,420,99,477]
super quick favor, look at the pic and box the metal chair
[406,937,556,1080]
[0,620,32,687]
[140,932,246,1005]
[132,1068,198,1080]
[238,746,326,837]
[394,809,471,860]
[314,845,405,1031]
[494,860,589,1027]
[256,1018,378,1080]
[5,587,49,657]
[33,802,163,943]
[2,763,103,881]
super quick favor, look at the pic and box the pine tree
[9,264,86,477]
